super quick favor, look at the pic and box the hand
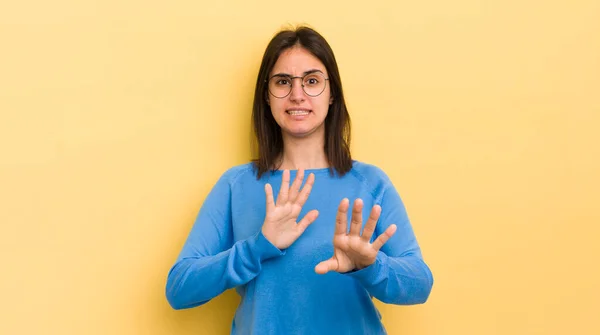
[315,198,397,274]
[261,169,319,250]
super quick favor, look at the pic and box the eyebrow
[271,69,325,77]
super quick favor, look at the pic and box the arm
[346,185,434,305]
[165,171,284,310]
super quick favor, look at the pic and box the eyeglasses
[267,71,329,98]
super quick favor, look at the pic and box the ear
[329,96,334,105]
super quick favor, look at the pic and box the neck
[278,132,328,170]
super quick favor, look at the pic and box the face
[267,46,333,140]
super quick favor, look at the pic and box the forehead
[271,46,327,75]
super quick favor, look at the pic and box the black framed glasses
[267,71,329,98]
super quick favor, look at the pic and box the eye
[304,72,326,86]
[276,79,289,85]
[305,77,319,85]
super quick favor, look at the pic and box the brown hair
[251,25,352,179]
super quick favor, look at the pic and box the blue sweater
[166,161,433,334]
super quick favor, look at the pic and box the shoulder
[349,160,393,184]
[215,162,256,186]
[348,160,397,199]
[204,163,257,198]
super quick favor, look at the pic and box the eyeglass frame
[265,70,330,98]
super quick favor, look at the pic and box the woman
[166,25,433,334]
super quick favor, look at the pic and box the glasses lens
[268,72,327,98]
[268,76,292,98]
[303,72,326,96]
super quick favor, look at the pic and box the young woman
[166,25,434,334]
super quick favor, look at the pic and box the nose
[289,77,306,103]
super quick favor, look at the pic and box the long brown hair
[251,25,352,179]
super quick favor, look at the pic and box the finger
[361,205,381,242]
[288,168,305,201]
[315,258,338,274]
[294,172,315,206]
[264,183,275,211]
[296,209,319,235]
[335,198,350,235]
[276,169,290,206]
[348,198,364,237]
[371,224,397,251]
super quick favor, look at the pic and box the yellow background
[1,0,599,334]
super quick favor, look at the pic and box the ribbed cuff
[248,230,286,262]
[345,252,386,287]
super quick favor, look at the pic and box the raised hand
[315,198,397,274]
[261,169,319,250]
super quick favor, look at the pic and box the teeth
[287,110,310,116]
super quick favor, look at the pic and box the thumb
[315,258,338,275]
[296,210,319,235]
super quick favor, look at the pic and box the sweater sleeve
[165,169,284,310]
[346,181,434,305]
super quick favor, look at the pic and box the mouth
[286,109,311,116]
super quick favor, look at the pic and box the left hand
[315,198,397,274]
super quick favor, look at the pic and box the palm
[265,201,307,248]
[315,198,397,274]
[262,169,319,250]
[329,234,377,273]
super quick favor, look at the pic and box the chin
[284,130,311,138]
[283,126,324,139]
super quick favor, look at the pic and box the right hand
[261,169,319,250]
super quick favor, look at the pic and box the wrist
[251,230,285,261]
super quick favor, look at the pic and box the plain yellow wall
[1,0,599,334]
